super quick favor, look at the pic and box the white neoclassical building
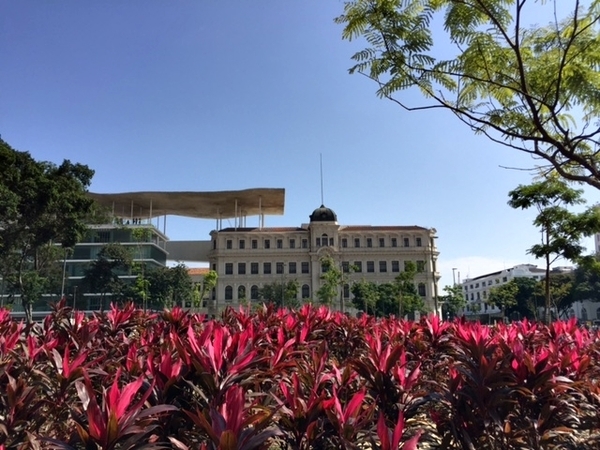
[461,264,546,318]
[207,205,440,315]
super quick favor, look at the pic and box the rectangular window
[379,261,387,272]
[342,261,350,273]
[354,238,360,248]
[416,237,422,247]
[238,263,246,275]
[212,263,217,271]
[391,238,397,248]
[226,240,232,249]
[301,262,309,274]
[290,239,296,249]
[502,276,508,282]
[391,261,400,272]
[316,237,321,247]
[289,262,297,274]
[367,238,373,248]
[404,238,410,247]
[329,237,334,246]
[482,290,487,298]
[367,261,375,273]
[252,239,258,249]
[488,280,492,285]
[225,263,233,275]
[97,231,111,243]
[418,284,426,296]
[264,262,272,274]
[276,262,284,274]
[302,239,308,249]
[251,262,259,274]
[379,238,385,247]
[277,239,283,249]
[264,239,271,249]
[495,278,500,284]
[239,239,245,249]
[416,260,426,272]
[354,261,362,272]
[475,283,479,288]
[342,238,348,248]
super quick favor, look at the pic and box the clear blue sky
[2,1,598,286]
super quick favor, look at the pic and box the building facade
[461,264,546,319]
[207,205,440,315]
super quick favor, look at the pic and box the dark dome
[310,205,337,222]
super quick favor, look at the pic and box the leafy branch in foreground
[336,0,600,188]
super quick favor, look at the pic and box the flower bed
[1,301,600,449]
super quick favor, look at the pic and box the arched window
[582,307,588,321]
[251,285,259,301]
[302,284,310,299]
[321,233,328,247]
[418,283,426,297]
[225,286,233,301]
[238,285,246,300]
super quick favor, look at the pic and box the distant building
[460,264,600,323]
[205,205,440,315]
[460,264,546,318]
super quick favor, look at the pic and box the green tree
[508,178,600,322]
[395,261,424,317]
[512,277,542,320]
[536,272,576,320]
[441,284,467,319]
[574,255,600,304]
[194,269,218,312]
[351,280,379,315]
[0,139,95,323]
[259,280,300,308]
[336,1,600,187]
[83,243,133,308]
[316,256,343,307]
[145,264,193,309]
[488,281,519,319]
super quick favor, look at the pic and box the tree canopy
[337,0,600,188]
[0,138,95,323]
[508,178,600,322]
[259,280,300,308]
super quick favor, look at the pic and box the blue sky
[2,1,598,287]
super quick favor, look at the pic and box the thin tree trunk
[544,229,551,324]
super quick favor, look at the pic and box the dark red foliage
[1,301,600,449]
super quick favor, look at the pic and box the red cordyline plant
[3,302,600,449]
[41,368,176,449]
[183,385,280,450]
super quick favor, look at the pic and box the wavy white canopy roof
[88,188,285,219]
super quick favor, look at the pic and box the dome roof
[309,205,337,222]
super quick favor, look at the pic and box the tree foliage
[508,178,600,322]
[0,138,95,323]
[259,280,300,308]
[337,0,600,187]
[144,263,193,309]
[351,262,424,317]
[316,256,343,306]
[83,243,133,307]
[574,254,600,303]
[440,284,466,318]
